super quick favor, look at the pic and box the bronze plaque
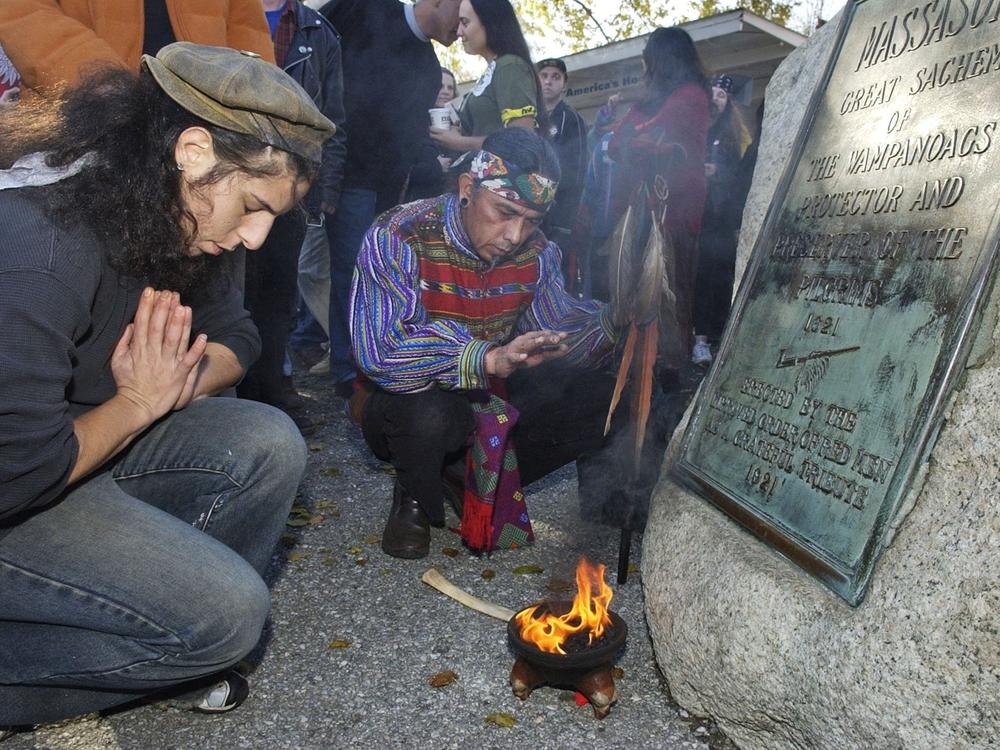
[673,0,1000,604]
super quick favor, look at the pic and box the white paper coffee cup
[429,107,452,130]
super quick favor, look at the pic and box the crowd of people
[0,0,758,733]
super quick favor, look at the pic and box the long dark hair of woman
[638,27,707,114]
[0,67,315,294]
[469,0,545,128]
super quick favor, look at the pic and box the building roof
[546,10,807,122]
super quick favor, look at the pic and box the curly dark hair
[0,66,318,292]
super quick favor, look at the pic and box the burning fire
[514,557,614,655]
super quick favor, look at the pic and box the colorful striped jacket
[350,193,616,394]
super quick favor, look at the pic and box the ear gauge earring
[176,163,184,171]
[460,197,469,207]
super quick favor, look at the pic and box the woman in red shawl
[608,27,709,369]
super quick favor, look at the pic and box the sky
[527,0,852,59]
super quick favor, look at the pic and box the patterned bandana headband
[469,150,558,212]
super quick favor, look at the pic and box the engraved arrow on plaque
[775,345,860,369]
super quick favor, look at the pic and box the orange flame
[514,557,614,655]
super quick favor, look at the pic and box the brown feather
[605,203,638,327]
[631,318,658,474]
[604,321,638,436]
[634,210,666,325]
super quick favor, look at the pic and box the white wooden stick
[421,567,516,622]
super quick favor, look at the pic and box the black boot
[381,481,430,559]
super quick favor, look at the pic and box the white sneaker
[692,338,713,365]
[309,358,330,375]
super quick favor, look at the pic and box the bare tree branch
[566,0,614,44]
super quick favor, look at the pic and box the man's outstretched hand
[485,330,568,378]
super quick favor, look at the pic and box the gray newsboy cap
[141,42,336,163]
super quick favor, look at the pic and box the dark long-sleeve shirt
[321,0,440,210]
[0,188,260,527]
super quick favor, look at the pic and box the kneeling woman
[0,44,334,725]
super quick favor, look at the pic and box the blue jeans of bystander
[326,188,377,385]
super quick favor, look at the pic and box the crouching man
[350,128,618,559]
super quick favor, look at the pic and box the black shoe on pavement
[333,378,355,399]
[381,481,430,559]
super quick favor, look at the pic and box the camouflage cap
[141,42,335,163]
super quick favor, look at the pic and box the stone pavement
[3,368,729,750]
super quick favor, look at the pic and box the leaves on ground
[355,558,368,566]
[321,467,340,477]
[481,569,496,580]
[441,547,460,558]
[365,534,380,545]
[512,564,544,576]
[286,551,309,562]
[307,443,324,452]
[612,666,625,679]
[327,639,351,649]
[546,577,574,593]
[314,499,337,510]
[349,546,363,555]
[279,534,297,547]
[484,712,516,728]
[628,562,639,574]
[428,670,458,688]
[286,506,325,527]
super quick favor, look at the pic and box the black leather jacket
[283,1,347,215]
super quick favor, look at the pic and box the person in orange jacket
[0,0,274,91]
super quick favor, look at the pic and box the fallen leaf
[349,546,363,555]
[481,569,496,580]
[365,534,380,545]
[612,666,625,679]
[512,564,544,576]
[327,639,350,649]
[355,558,367,566]
[380,568,392,576]
[308,515,324,525]
[287,551,309,562]
[279,534,297,547]
[285,518,310,528]
[484,712,516,728]
[308,443,324,452]
[441,547,460,558]
[314,500,336,510]
[428,670,458,688]
[321,467,340,477]
[628,563,638,574]
[289,505,310,515]
[547,577,574,593]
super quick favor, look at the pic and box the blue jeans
[327,188,376,384]
[0,398,306,725]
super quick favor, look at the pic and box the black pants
[238,211,307,405]
[693,225,738,342]
[360,361,616,525]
